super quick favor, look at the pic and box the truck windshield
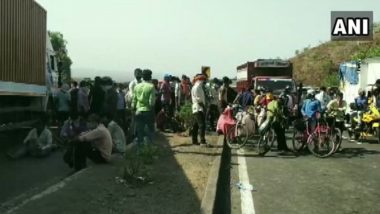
[256,79,295,93]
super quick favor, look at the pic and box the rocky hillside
[291,24,380,86]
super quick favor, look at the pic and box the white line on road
[237,149,256,214]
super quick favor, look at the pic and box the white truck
[339,57,380,110]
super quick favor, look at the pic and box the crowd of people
[7,68,241,171]
[9,67,380,169]
[300,81,380,137]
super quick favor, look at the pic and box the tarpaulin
[339,61,359,85]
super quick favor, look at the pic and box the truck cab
[252,76,297,95]
[236,59,296,95]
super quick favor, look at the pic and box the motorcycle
[348,104,380,143]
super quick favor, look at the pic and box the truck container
[0,0,57,129]
[0,0,47,85]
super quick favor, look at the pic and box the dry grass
[291,30,380,86]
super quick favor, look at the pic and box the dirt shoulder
[7,132,221,214]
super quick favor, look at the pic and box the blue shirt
[301,99,321,118]
[240,91,253,108]
[355,96,368,110]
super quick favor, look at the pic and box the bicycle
[292,113,337,158]
[325,115,343,153]
[225,105,274,156]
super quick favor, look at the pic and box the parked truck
[0,0,57,130]
[236,59,296,95]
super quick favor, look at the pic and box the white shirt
[23,127,53,150]
[107,121,126,153]
[128,79,139,98]
[315,91,331,110]
[219,85,228,102]
[286,94,294,110]
[210,86,219,105]
[175,82,181,99]
[79,124,113,162]
[191,81,206,113]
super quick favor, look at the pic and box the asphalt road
[0,131,71,206]
[230,130,380,214]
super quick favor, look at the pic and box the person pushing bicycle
[265,93,291,154]
[326,92,347,135]
[301,90,322,133]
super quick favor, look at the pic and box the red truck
[236,59,296,95]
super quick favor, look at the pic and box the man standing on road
[266,95,291,153]
[116,83,127,127]
[105,82,119,120]
[207,78,220,131]
[191,74,207,145]
[160,74,173,114]
[301,90,321,132]
[316,86,331,112]
[77,81,90,118]
[174,77,182,111]
[55,83,71,125]
[89,77,105,115]
[132,69,156,145]
[127,69,143,108]
[327,92,347,135]
[219,76,230,110]
[70,81,79,117]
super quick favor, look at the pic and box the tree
[322,73,340,87]
[49,31,72,85]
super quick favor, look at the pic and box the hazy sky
[36,0,379,81]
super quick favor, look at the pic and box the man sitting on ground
[104,115,127,154]
[66,114,112,171]
[8,116,53,159]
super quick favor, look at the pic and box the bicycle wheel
[332,128,342,153]
[292,129,305,153]
[257,129,271,156]
[226,123,249,149]
[307,131,336,158]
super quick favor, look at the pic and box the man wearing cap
[132,69,156,145]
[191,74,207,145]
[301,90,321,132]
[354,88,368,111]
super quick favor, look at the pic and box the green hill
[290,24,380,86]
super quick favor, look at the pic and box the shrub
[178,103,194,131]
[322,73,340,87]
